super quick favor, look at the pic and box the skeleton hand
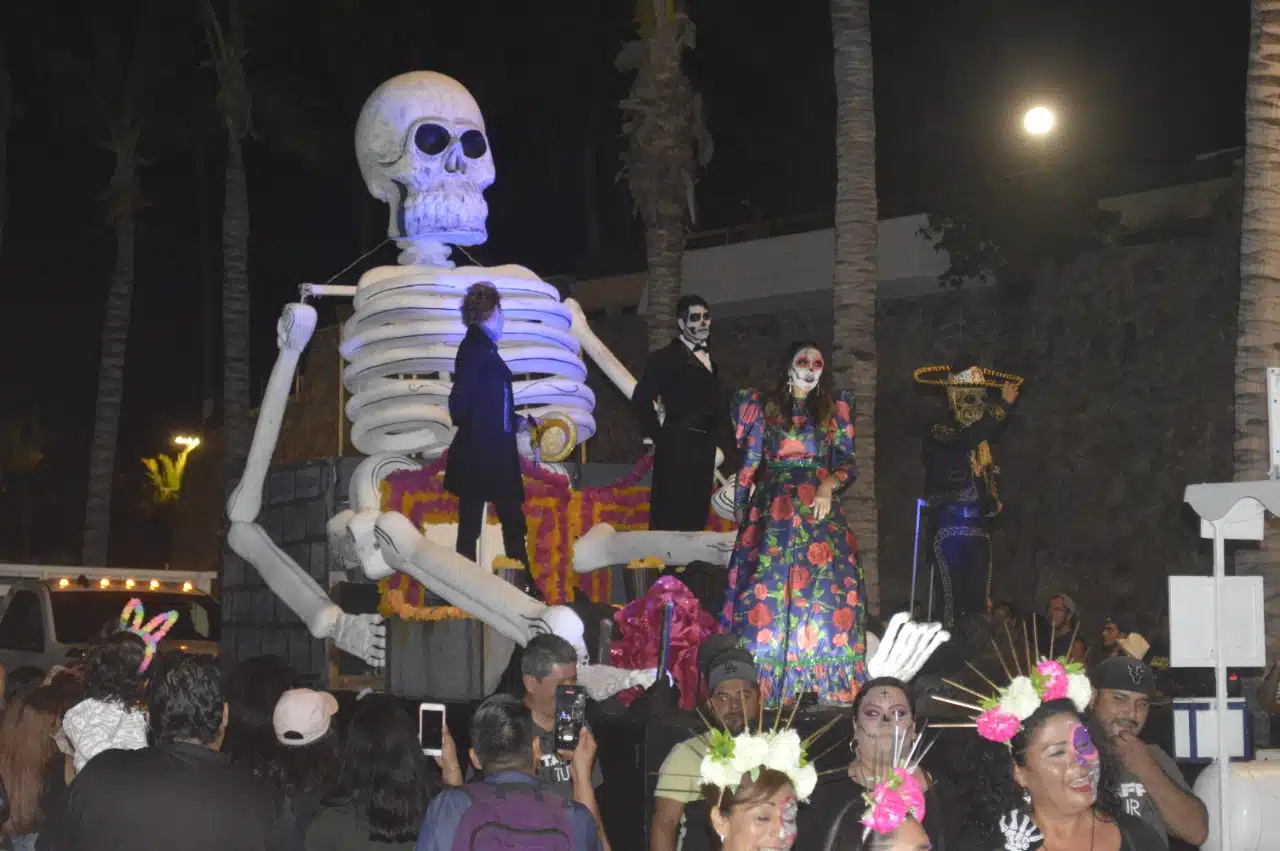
[277,304,318,354]
[812,480,836,522]
[998,812,1043,851]
[867,613,949,682]
[332,612,387,667]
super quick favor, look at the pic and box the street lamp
[1023,106,1056,137]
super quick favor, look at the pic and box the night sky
[0,0,1249,564]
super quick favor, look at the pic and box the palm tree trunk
[0,52,11,260]
[1235,0,1280,653]
[831,0,880,612]
[221,136,251,481]
[645,211,685,352]
[82,202,137,565]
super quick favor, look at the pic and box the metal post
[910,498,925,615]
[1211,520,1231,850]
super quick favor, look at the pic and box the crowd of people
[0,591,1220,851]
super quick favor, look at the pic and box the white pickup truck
[0,565,220,672]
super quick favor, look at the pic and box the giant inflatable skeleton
[226,71,738,696]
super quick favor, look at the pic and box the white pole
[300,284,358,298]
[1212,519,1231,850]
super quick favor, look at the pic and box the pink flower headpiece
[858,725,934,840]
[930,620,1093,745]
[119,598,179,673]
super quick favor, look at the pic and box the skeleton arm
[226,303,386,666]
[572,523,736,573]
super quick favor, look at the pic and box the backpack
[450,781,574,851]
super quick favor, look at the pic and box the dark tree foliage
[919,172,1123,290]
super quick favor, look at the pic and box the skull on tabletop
[354,71,496,251]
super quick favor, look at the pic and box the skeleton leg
[226,303,386,666]
[572,523,736,574]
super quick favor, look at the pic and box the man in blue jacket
[445,282,537,594]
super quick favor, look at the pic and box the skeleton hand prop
[578,664,658,701]
[998,812,1043,851]
[572,523,736,574]
[866,613,949,682]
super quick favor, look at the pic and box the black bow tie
[691,343,708,353]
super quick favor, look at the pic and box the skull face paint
[723,786,799,851]
[1069,722,1101,793]
[679,304,712,346]
[946,386,986,427]
[789,347,824,397]
[779,796,798,846]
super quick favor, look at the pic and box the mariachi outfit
[722,389,867,705]
[632,337,721,531]
[917,365,1018,630]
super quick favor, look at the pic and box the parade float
[225,71,737,699]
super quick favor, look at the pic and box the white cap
[273,689,339,746]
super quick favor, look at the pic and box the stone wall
[585,233,1239,623]
[178,231,1239,631]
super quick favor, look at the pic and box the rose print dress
[723,389,867,705]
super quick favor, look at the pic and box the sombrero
[532,414,579,463]
[913,364,1024,389]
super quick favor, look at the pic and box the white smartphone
[418,702,446,757]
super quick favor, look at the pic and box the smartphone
[418,702,446,757]
[553,685,587,751]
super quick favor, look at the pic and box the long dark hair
[221,655,298,775]
[822,800,907,851]
[958,699,1122,841]
[763,341,834,429]
[333,694,438,843]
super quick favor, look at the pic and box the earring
[1022,790,1032,806]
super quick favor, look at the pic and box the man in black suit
[445,282,536,589]
[632,294,721,531]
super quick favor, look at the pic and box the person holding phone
[520,635,608,849]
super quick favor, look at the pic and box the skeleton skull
[355,72,496,254]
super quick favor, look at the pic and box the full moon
[1023,106,1056,136]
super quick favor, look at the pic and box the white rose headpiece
[698,726,820,801]
[930,619,1092,746]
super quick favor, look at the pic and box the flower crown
[119,598,179,674]
[699,727,819,801]
[857,726,933,838]
[931,621,1093,745]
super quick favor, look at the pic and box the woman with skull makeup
[797,678,959,851]
[956,700,1164,850]
[723,341,866,706]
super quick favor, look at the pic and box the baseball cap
[1091,656,1155,697]
[273,689,339,746]
[707,651,758,693]
[1103,613,1138,635]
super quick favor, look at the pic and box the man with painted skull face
[916,357,1020,635]
[631,295,721,532]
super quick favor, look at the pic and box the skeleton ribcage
[340,263,597,457]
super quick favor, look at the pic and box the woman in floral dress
[723,341,867,705]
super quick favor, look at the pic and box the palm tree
[203,0,252,482]
[0,49,12,259]
[617,0,712,352]
[830,0,880,610]
[62,36,145,565]
[1234,0,1280,648]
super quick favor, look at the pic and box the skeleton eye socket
[415,123,451,156]
[687,310,708,323]
[811,358,824,370]
[460,129,488,159]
